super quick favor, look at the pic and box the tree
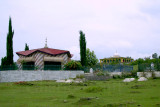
[79,31,86,66]
[1,57,8,70]
[1,17,14,69]
[6,17,14,65]
[25,43,29,51]
[130,58,144,65]
[1,57,8,65]
[86,48,98,66]
[152,53,158,59]
[152,53,160,70]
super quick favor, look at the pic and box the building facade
[16,47,72,70]
[100,52,134,64]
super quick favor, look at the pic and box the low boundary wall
[0,71,84,82]
[137,71,160,78]
[107,71,160,78]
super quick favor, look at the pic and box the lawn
[0,79,160,107]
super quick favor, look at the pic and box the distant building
[16,40,72,70]
[100,52,134,64]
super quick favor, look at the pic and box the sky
[0,0,160,63]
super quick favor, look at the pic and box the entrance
[44,61,61,70]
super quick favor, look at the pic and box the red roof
[16,48,72,57]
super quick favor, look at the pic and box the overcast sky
[0,0,160,63]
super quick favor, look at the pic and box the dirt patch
[131,85,144,89]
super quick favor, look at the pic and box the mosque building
[100,52,134,64]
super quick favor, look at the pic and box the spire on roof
[113,50,120,58]
[44,37,48,48]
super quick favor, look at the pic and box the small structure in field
[16,40,72,70]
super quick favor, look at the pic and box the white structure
[123,78,135,82]
[90,68,93,73]
[0,71,84,82]
[138,77,148,81]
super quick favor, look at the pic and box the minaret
[44,38,48,48]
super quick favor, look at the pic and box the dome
[113,52,120,58]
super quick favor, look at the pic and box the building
[16,42,72,70]
[100,52,134,64]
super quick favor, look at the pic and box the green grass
[0,79,160,107]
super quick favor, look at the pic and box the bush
[85,86,103,93]
[151,71,157,79]
[76,74,84,79]
[121,72,132,78]
[14,81,34,86]
[130,71,138,78]
[112,75,121,79]
[112,71,138,79]
[64,60,82,70]
[67,94,75,99]
[96,72,105,76]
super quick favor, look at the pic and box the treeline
[130,53,160,71]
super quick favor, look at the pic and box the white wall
[137,71,160,78]
[0,71,84,82]
[107,71,160,78]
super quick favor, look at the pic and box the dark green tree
[25,43,29,51]
[1,17,14,70]
[1,57,8,70]
[152,53,158,59]
[79,30,86,66]
[86,48,98,66]
[151,53,160,71]
[7,17,14,65]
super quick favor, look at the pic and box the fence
[0,65,63,71]
[103,64,133,72]
[138,63,160,71]
[3,64,159,72]
[0,65,95,73]
[0,64,134,72]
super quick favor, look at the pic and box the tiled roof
[16,48,72,57]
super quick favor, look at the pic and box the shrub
[151,71,157,79]
[76,74,84,79]
[96,72,105,76]
[14,81,34,86]
[94,69,102,73]
[67,94,75,99]
[85,86,103,93]
[64,60,82,70]
[112,71,138,79]
[112,75,121,79]
[121,72,132,78]
[130,71,138,78]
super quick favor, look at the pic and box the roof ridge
[40,47,69,52]
[16,47,71,57]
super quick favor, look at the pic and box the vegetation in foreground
[0,79,160,107]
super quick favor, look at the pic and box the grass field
[0,79,160,107]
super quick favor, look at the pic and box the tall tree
[1,17,14,69]
[6,17,14,65]
[79,30,86,66]
[25,43,29,51]
[86,48,98,66]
